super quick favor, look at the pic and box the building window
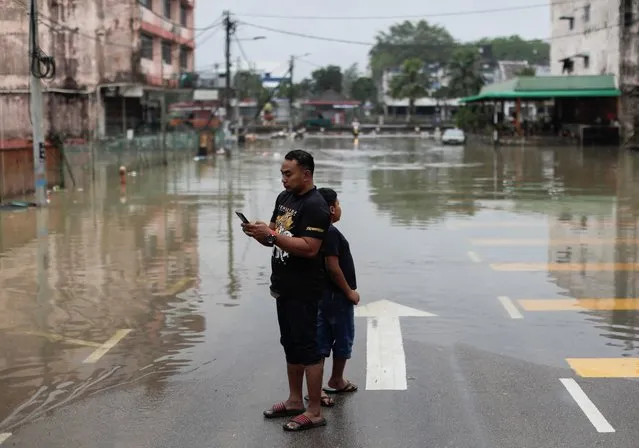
[163,0,171,18]
[140,33,154,60]
[179,46,189,69]
[139,0,152,7]
[584,4,590,22]
[584,56,590,69]
[162,40,172,64]
[180,4,188,26]
[625,0,633,26]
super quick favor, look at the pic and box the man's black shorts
[276,295,321,366]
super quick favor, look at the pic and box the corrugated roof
[460,75,619,102]
[515,75,617,91]
[481,79,518,94]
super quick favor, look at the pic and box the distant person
[242,149,331,432]
[312,188,359,406]
[352,118,360,139]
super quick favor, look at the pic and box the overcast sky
[194,0,551,79]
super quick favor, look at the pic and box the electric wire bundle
[29,0,55,80]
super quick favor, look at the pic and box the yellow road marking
[12,331,103,348]
[470,238,639,246]
[152,277,196,297]
[83,329,132,364]
[519,298,639,311]
[491,263,639,272]
[566,358,639,378]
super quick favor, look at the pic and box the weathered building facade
[550,0,639,145]
[0,0,195,142]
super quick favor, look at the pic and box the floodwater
[2,138,639,447]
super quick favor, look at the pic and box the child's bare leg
[327,358,348,390]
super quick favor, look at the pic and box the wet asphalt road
[1,138,639,447]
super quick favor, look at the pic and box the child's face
[331,199,342,223]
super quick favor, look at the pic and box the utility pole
[235,56,241,135]
[29,0,51,333]
[29,0,47,206]
[161,59,167,165]
[288,55,294,133]
[223,10,234,124]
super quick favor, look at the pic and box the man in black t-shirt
[242,149,331,432]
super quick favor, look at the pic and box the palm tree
[389,58,430,121]
[447,48,485,98]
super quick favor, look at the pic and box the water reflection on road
[1,138,639,436]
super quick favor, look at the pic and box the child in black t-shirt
[312,188,360,406]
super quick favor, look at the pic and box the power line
[296,58,322,68]
[234,36,251,67]
[196,25,223,47]
[238,22,373,46]
[234,0,595,20]
[195,18,224,39]
[142,7,222,32]
[238,18,624,48]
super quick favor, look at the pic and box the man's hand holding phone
[238,211,275,246]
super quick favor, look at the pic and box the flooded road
[1,138,639,447]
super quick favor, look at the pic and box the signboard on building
[193,89,219,101]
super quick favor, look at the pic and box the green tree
[280,78,314,100]
[311,65,343,93]
[234,70,264,100]
[369,20,456,81]
[447,48,485,98]
[516,66,536,76]
[342,63,359,97]
[351,77,377,103]
[389,58,430,120]
[471,36,549,65]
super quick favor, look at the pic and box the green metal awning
[460,75,620,103]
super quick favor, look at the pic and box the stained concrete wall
[0,93,93,140]
[550,0,620,76]
[0,0,136,90]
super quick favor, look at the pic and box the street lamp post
[288,53,311,133]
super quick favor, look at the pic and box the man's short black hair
[285,149,315,174]
[318,187,338,206]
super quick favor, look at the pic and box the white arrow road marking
[355,300,436,391]
[560,378,615,433]
[0,433,11,445]
[497,296,524,319]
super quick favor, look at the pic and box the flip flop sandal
[263,402,305,419]
[283,414,327,432]
[323,381,358,394]
[304,395,336,407]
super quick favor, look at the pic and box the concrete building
[550,0,639,143]
[0,0,195,141]
[550,1,620,76]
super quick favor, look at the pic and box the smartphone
[235,211,249,224]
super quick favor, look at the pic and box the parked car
[441,128,466,145]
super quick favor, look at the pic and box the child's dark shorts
[317,289,355,359]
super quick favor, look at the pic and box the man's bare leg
[284,363,305,410]
[327,357,349,390]
[303,362,324,421]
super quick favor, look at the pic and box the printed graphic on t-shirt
[273,206,297,263]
